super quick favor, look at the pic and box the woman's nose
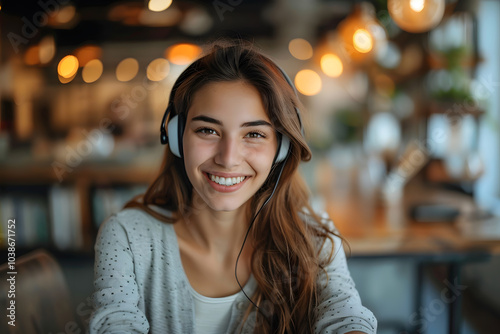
[214,137,245,168]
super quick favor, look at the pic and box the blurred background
[0,0,499,333]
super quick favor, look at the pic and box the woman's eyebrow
[191,115,272,128]
[191,115,222,125]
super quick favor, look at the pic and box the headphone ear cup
[167,115,182,158]
[275,135,290,163]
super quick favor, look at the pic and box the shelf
[0,149,162,253]
[0,151,161,185]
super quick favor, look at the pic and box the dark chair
[0,249,78,334]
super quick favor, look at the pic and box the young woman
[89,40,377,334]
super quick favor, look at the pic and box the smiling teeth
[209,174,246,186]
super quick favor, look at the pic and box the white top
[189,285,240,333]
[189,275,256,334]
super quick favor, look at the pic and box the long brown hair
[125,39,336,334]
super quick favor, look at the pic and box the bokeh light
[82,59,104,83]
[165,43,202,65]
[294,69,322,96]
[353,29,373,53]
[288,38,313,60]
[320,54,343,77]
[58,55,79,78]
[116,58,139,82]
[147,58,170,81]
[39,36,56,64]
[148,0,172,12]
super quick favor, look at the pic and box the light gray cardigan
[89,207,377,334]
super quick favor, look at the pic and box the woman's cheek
[250,144,276,168]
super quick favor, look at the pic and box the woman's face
[183,80,278,213]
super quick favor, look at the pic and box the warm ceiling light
[320,54,343,78]
[75,45,102,67]
[165,43,202,65]
[388,0,445,33]
[353,29,373,53]
[58,55,79,78]
[288,38,313,60]
[148,0,172,12]
[82,59,104,83]
[294,69,322,96]
[116,58,139,82]
[147,58,170,81]
[337,3,386,63]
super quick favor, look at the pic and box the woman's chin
[208,203,243,213]
[203,198,249,213]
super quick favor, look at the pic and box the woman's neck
[176,194,252,260]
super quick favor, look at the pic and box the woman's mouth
[207,173,247,186]
[204,172,250,192]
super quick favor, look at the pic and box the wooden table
[318,173,499,334]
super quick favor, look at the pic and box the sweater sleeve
[88,213,150,334]
[314,214,377,334]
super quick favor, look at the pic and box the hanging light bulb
[388,0,445,33]
[337,2,387,63]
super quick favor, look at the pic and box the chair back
[0,249,77,334]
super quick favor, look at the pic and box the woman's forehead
[187,81,271,123]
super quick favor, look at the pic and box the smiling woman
[183,81,278,212]
[89,39,377,334]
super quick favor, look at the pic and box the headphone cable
[234,153,288,322]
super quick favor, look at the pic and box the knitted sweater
[89,207,377,334]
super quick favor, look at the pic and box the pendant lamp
[388,0,445,33]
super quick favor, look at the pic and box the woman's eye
[196,128,218,136]
[246,131,266,139]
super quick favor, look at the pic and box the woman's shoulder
[299,206,338,233]
[298,207,343,259]
[98,206,174,235]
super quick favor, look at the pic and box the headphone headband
[160,52,303,165]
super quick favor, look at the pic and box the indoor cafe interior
[0,0,500,333]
